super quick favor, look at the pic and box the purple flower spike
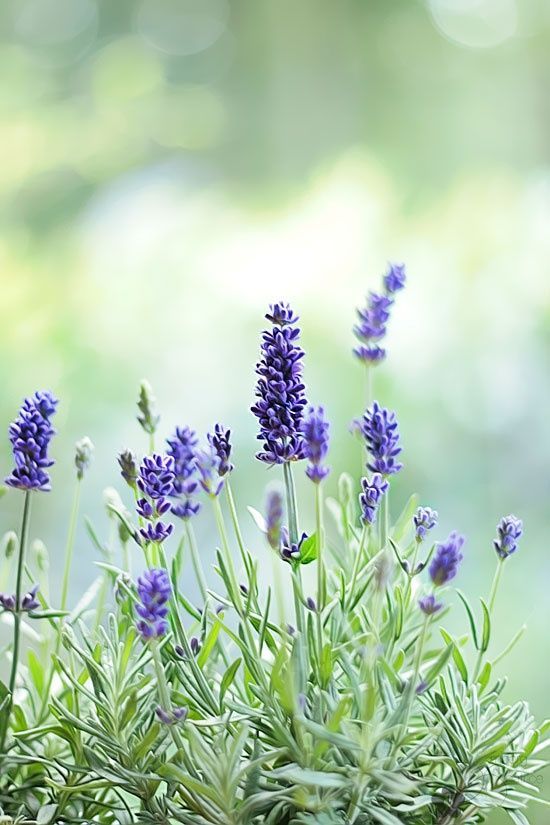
[494,514,523,560]
[419,594,443,616]
[251,302,308,465]
[135,568,171,640]
[139,522,174,544]
[166,426,201,520]
[414,506,438,541]
[361,401,403,476]
[136,454,175,544]
[6,391,58,492]
[302,406,330,484]
[429,532,465,587]
[384,262,406,294]
[359,474,389,525]
[265,488,283,551]
[353,345,387,365]
[208,424,234,477]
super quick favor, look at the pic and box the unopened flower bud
[2,531,18,559]
[137,380,160,436]
[75,436,94,480]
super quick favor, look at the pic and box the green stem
[150,641,185,751]
[1,491,32,754]
[283,462,308,692]
[185,520,208,603]
[60,481,81,611]
[395,613,431,750]
[226,480,249,573]
[349,524,368,600]
[380,485,389,551]
[472,558,505,682]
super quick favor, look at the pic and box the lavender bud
[6,391,58,492]
[306,597,316,611]
[302,406,330,483]
[414,506,438,542]
[429,532,465,587]
[75,436,94,480]
[2,531,18,559]
[359,473,388,525]
[251,302,308,464]
[156,706,188,726]
[361,402,403,477]
[190,636,201,655]
[32,539,49,572]
[137,380,160,436]
[419,594,443,615]
[207,424,234,477]
[135,568,171,640]
[494,514,523,560]
[384,262,406,294]
[118,450,138,488]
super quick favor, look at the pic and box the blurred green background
[1,0,549,820]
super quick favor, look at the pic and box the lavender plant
[0,276,548,825]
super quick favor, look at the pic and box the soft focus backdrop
[1,1,549,821]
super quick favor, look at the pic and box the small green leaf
[480,598,491,653]
[513,730,539,767]
[37,804,57,825]
[456,589,479,650]
[298,533,318,565]
[197,619,222,669]
[220,658,242,706]
[477,661,492,692]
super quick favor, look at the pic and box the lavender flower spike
[208,424,234,477]
[136,454,175,544]
[166,426,201,519]
[414,506,438,541]
[251,302,308,464]
[419,594,443,616]
[6,391,58,492]
[135,568,171,639]
[494,514,523,560]
[265,488,283,551]
[429,532,465,586]
[361,401,403,476]
[359,474,389,525]
[302,406,330,483]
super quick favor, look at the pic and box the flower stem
[0,490,32,754]
[185,520,208,603]
[472,558,505,683]
[60,480,81,611]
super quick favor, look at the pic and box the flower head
[137,380,159,436]
[6,391,58,491]
[414,506,438,541]
[359,474,389,525]
[302,406,330,483]
[118,449,138,488]
[75,437,94,480]
[429,532,465,586]
[361,401,403,476]
[353,345,386,366]
[208,424,234,477]
[384,262,406,294]
[419,593,443,616]
[135,568,171,639]
[136,455,175,544]
[251,302,308,464]
[265,488,284,551]
[494,514,523,560]
[166,426,201,519]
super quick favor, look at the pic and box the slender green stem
[283,462,308,693]
[150,641,185,751]
[283,462,299,544]
[60,481,81,611]
[1,491,32,754]
[226,480,249,572]
[472,558,505,682]
[185,520,208,602]
[212,497,242,612]
[315,483,325,611]
[349,524,369,601]
[148,432,155,454]
[394,613,431,752]
[380,485,389,551]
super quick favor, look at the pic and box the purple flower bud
[156,705,188,725]
[139,522,174,544]
[359,473,389,525]
[384,262,406,294]
[251,302,308,464]
[135,568,171,640]
[494,514,523,560]
[265,488,283,551]
[166,426,201,519]
[353,345,386,365]
[354,293,393,343]
[414,506,438,541]
[280,529,308,563]
[429,532,465,586]
[6,391,58,492]
[361,401,403,476]
[0,585,40,613]
[0,593,16,612]
[306,596,316,611]
[302,406,330,483]
[118,450,138,487]
[207,424,234,477]
[419,594,443,615]
[190,636,201,655]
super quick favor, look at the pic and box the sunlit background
[1,0,549,820]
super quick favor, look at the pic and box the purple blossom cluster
[135,567,171,639]
[5,391,58,492]
[252,303,308,464]
[494,514,523,560]
[414,506,438,541]
[359,474,388,525]
[166,426,201,519]
[361,401,403,476]
[354,263,406,365]
[302,406,330,483]
[428,532,465,587]
[136,454,175,544]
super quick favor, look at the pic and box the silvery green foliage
[0,433,548,824]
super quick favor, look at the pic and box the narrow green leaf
[220,658,242,707]
[480,597,491,653]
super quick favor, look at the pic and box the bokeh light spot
[136,0,229,56]
[428,0,518,48]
